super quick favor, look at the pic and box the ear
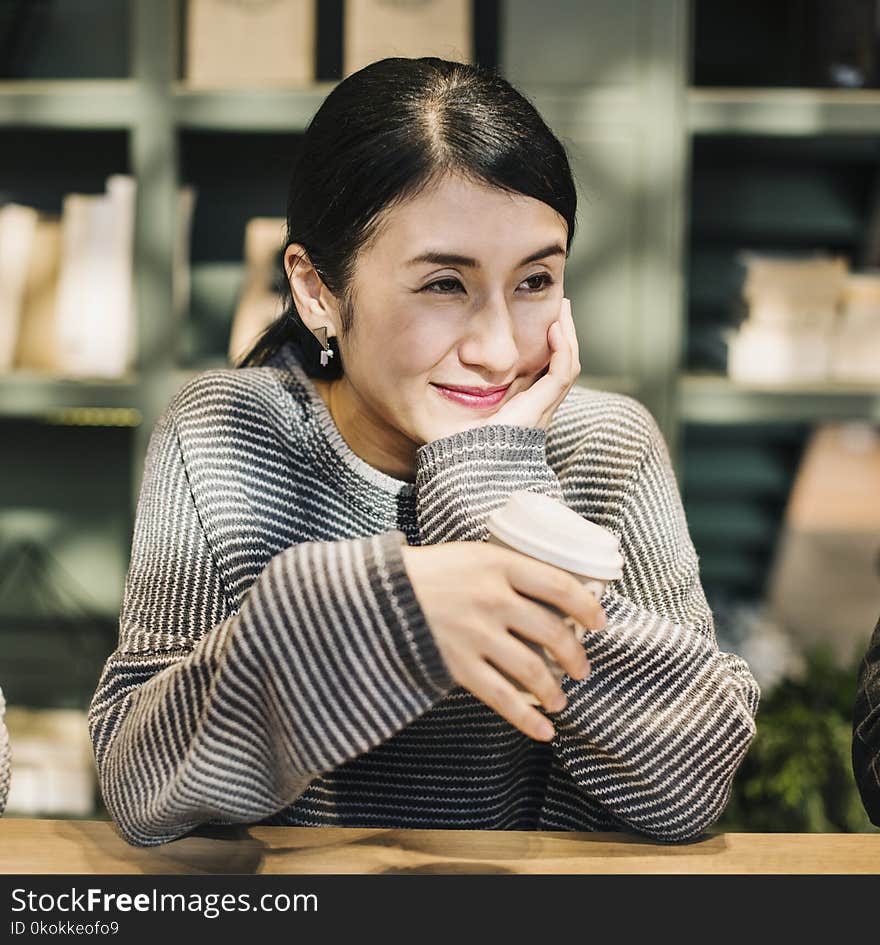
[284,243,341,339]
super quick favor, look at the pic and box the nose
[458,296,519,377]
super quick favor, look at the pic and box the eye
[521,273,554,292]
[421,273,555,295]
[422,277,464,294]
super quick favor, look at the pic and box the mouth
[430,382,512,408]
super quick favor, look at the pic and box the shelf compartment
[0,0,130,82]
[685,133,880,374]
[681,419,809,600]
[0,419,134,624]
[179,130,296,364]
[687,499,781,545]
[0,128,130,215]
[689,136,875,242]
[182,262,247,367]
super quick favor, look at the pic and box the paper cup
[485,491,624,706]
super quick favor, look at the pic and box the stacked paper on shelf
[2,706,95,817]
[2,181,196,379]
[228,216,286,365]
[0,203,39,371]
[185,0,316,88]
[726,253,849,384]
[54,174,137,379]
[829,272,880,382]
[343,0,472,77]
[13,212,63,373]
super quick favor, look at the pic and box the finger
[555,298,577,381]
[480,627,568,711]
[560,298,581,376]
[551,302,573,369]
[544,320,573,395]
[499,593,591,681]
[502,550,607,631]
[459,659,557,741]
[510,330,568,421]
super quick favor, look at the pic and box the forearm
[90,532,454,848]
[415,424,564,544]
[552,589,759,841]
[548,397,759,840]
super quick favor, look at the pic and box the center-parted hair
[236,56,578,376]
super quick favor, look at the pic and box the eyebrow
[406,243,566,269]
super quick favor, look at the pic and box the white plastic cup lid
[486,490,624,581]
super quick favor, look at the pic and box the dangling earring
[316,326,334,367]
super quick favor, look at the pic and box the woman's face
[340,173,569,448]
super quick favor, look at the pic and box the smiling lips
[431,383,511,408]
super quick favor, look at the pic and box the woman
[88,57,759,848]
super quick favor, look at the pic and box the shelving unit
[1,0,878,722]
[681,1,880,604]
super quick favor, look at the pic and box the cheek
[391,315,458,368]
[516,318,554,372]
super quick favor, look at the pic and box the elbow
[627,790,733,845]
[111,816,191,849]
[95,760,196,849]
[667,720,758,843]
[92,721,296,848]
[88,710,178,848]
[627,805,720,845]
[631,710,758,845]
[90,713,203,849]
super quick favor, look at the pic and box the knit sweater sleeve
[550,401,760,842]
[414,425,565,544]
[412,401,759,842]
[88,407,454,848]
[853,615,880,826]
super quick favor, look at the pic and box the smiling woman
[88,57,760,848]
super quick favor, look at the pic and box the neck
[314,375,417,484]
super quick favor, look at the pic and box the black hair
[236,56,578,376]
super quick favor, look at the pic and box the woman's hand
[488,296,580,432]
[400,540,605,741]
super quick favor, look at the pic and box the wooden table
[1,819,880,874]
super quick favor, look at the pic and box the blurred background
[0,0,878,832]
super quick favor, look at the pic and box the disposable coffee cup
[485,490,624,706]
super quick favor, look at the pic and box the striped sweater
[88,341,760,847]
